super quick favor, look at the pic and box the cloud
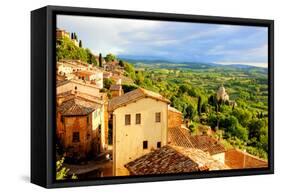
[57,15,268,65]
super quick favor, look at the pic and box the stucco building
[108,88,170,176]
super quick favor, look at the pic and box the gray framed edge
[31,5,274,188]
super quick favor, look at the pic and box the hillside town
[56,28,268,179]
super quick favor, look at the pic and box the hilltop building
[56,28,70,39]
[108,88,170,176]
[217,85,229,102]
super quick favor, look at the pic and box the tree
[207,113,218,129]
[104,53,116,62]
[248,119,266,141]
[124,63,136,80]
[197,96,202,116]
[122,84,139,93]
[85,48,97,65]
[232,108,251,127]
[79,40,82,47]
[104,78,115,89]
[179,84,189,94]
[99,53,103,67]
[135,71,144,85]
[185,104,196,120]
[220,115,248,141]
[201,102,209,113]
[119,60,125,67]
[73,32,78,40]
[56,157,77,180]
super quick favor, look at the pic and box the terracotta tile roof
[56,79,100,90]
[168,127,194,148]
[76,70,95,76]
[125,146,199,175]
[109,84,122,91]
[191,135,225,155]
[57,97,100,116]
[108,88,170,112]
[172,146,228,170]
[168,127,225,155]
[125,145,227,175]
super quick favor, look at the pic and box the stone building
[56,92,105,160]
[56,28,70,39]
[108,88,170,176]
[216,85,229,102]
[109,84,123,98]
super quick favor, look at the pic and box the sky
[57,15,268,67]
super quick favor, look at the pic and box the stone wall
[168,109,183,129]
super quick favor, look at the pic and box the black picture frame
[31,5,274,188]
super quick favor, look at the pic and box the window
[143,141,148,149]
[157,141,161,148]
[125,114,131,125]
[155,112,161,122]
[72,132,80,142]
[136,113,141,124]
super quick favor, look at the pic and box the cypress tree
[99,53,102,67]
[197,96,202,116]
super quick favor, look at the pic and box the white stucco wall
[113,97,168,176]
[92,105,105,150]
[57,81,100,97]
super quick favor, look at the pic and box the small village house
[56,92,106,159]
[56,28,70,39]
[108,88,170,176]
[57,79,101,98]
[109,78,124,98]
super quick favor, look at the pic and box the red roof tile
[168,127,225,155]
[108,88,170,112]
[125,145,227,175]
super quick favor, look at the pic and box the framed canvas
[31,5,274,188]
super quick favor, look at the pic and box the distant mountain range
[119,56,267,71]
